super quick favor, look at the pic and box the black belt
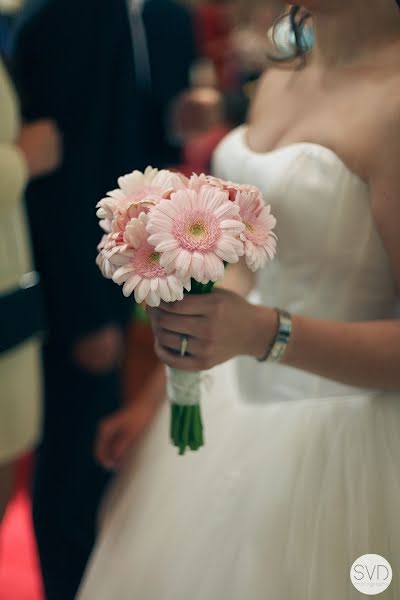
[0,271,46,355]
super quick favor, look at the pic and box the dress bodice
[212,127,399,402]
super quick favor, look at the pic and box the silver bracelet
[257,308,292,363]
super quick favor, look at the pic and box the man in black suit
[13,1,196,598]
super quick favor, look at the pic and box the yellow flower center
[189,222,206,238]
[149,251,161,264]
[244,221,254,233]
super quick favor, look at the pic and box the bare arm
[281,316,400,389]
[0,120,61,217]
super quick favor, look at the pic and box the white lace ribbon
[167,368,203,407]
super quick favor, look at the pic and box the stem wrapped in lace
[167,279,215,454]
[168,368,204,455]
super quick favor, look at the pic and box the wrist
[246,306,278,359]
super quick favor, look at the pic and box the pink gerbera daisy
[96,205,143,278]
[96,234,115,278]
[96,166,186,224]
[147,186,245,283]
[235,190,277,272]
[96,232,133,279]
[207,175,261,202]
[96,168,186,275]
[112,214,189,306]
[187,173,210,192]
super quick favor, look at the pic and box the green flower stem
[170,280,215,455]
[171,404,204,455]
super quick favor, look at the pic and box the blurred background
[0,1,284,598]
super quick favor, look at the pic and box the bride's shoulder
[358,56,400,178]
[368,71,400,167]
[372,42,400,118]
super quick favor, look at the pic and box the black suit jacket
[13,0,195,348]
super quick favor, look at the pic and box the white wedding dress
[78,127,400,599]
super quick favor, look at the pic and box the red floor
[0,461,44,600]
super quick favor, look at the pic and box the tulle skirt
[78,360,400,600]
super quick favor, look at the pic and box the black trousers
[32,343,121,600]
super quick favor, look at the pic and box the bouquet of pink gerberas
[96,167,276,455]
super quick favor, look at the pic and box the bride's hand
[148,289,276,371]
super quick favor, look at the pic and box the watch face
[267,310,292,363]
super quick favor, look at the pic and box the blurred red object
[122,319,160,405]
[179,123,231,177]
[171,87,224,143]
[0,492,44,600]
[0,456,44,600]
[195,2,236,89]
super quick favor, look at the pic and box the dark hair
[272,1,400,63]
[288,5,311,60]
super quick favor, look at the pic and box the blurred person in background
[232,0,284,84]
[194,0,236,90]
[12,0,196,598]
[0,56,60,522]
[0,0,23,55]
[176,0,285,176]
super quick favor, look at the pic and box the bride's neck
[311,0,400,67]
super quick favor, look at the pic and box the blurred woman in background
[0,57,60,521]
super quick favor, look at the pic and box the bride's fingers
[158,295,214,316]
[156,330,201,356]
[154,339,208,371]
[150,311,208,339]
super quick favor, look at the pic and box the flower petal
[134,278,151,304]
[113,267,137,285]
[213,203,239,220]
[215,237,243,262]
[220,219,244,231]
[152,237,180,253]
[160,247,183,271]
[122,273,142,296]
[190,252,205,282]
[158,277,172,302]
[203,253,225,281]
[146,290,161,307]
[167,275,185,301]
[175,249,192,278]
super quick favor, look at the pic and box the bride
[78,1,400,598]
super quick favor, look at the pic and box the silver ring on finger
[180,335,189,357]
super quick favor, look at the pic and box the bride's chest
[245,150,368,262]
[214,134,375,267]
[248,77,390,183]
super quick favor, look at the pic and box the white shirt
[127,0,152,91]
